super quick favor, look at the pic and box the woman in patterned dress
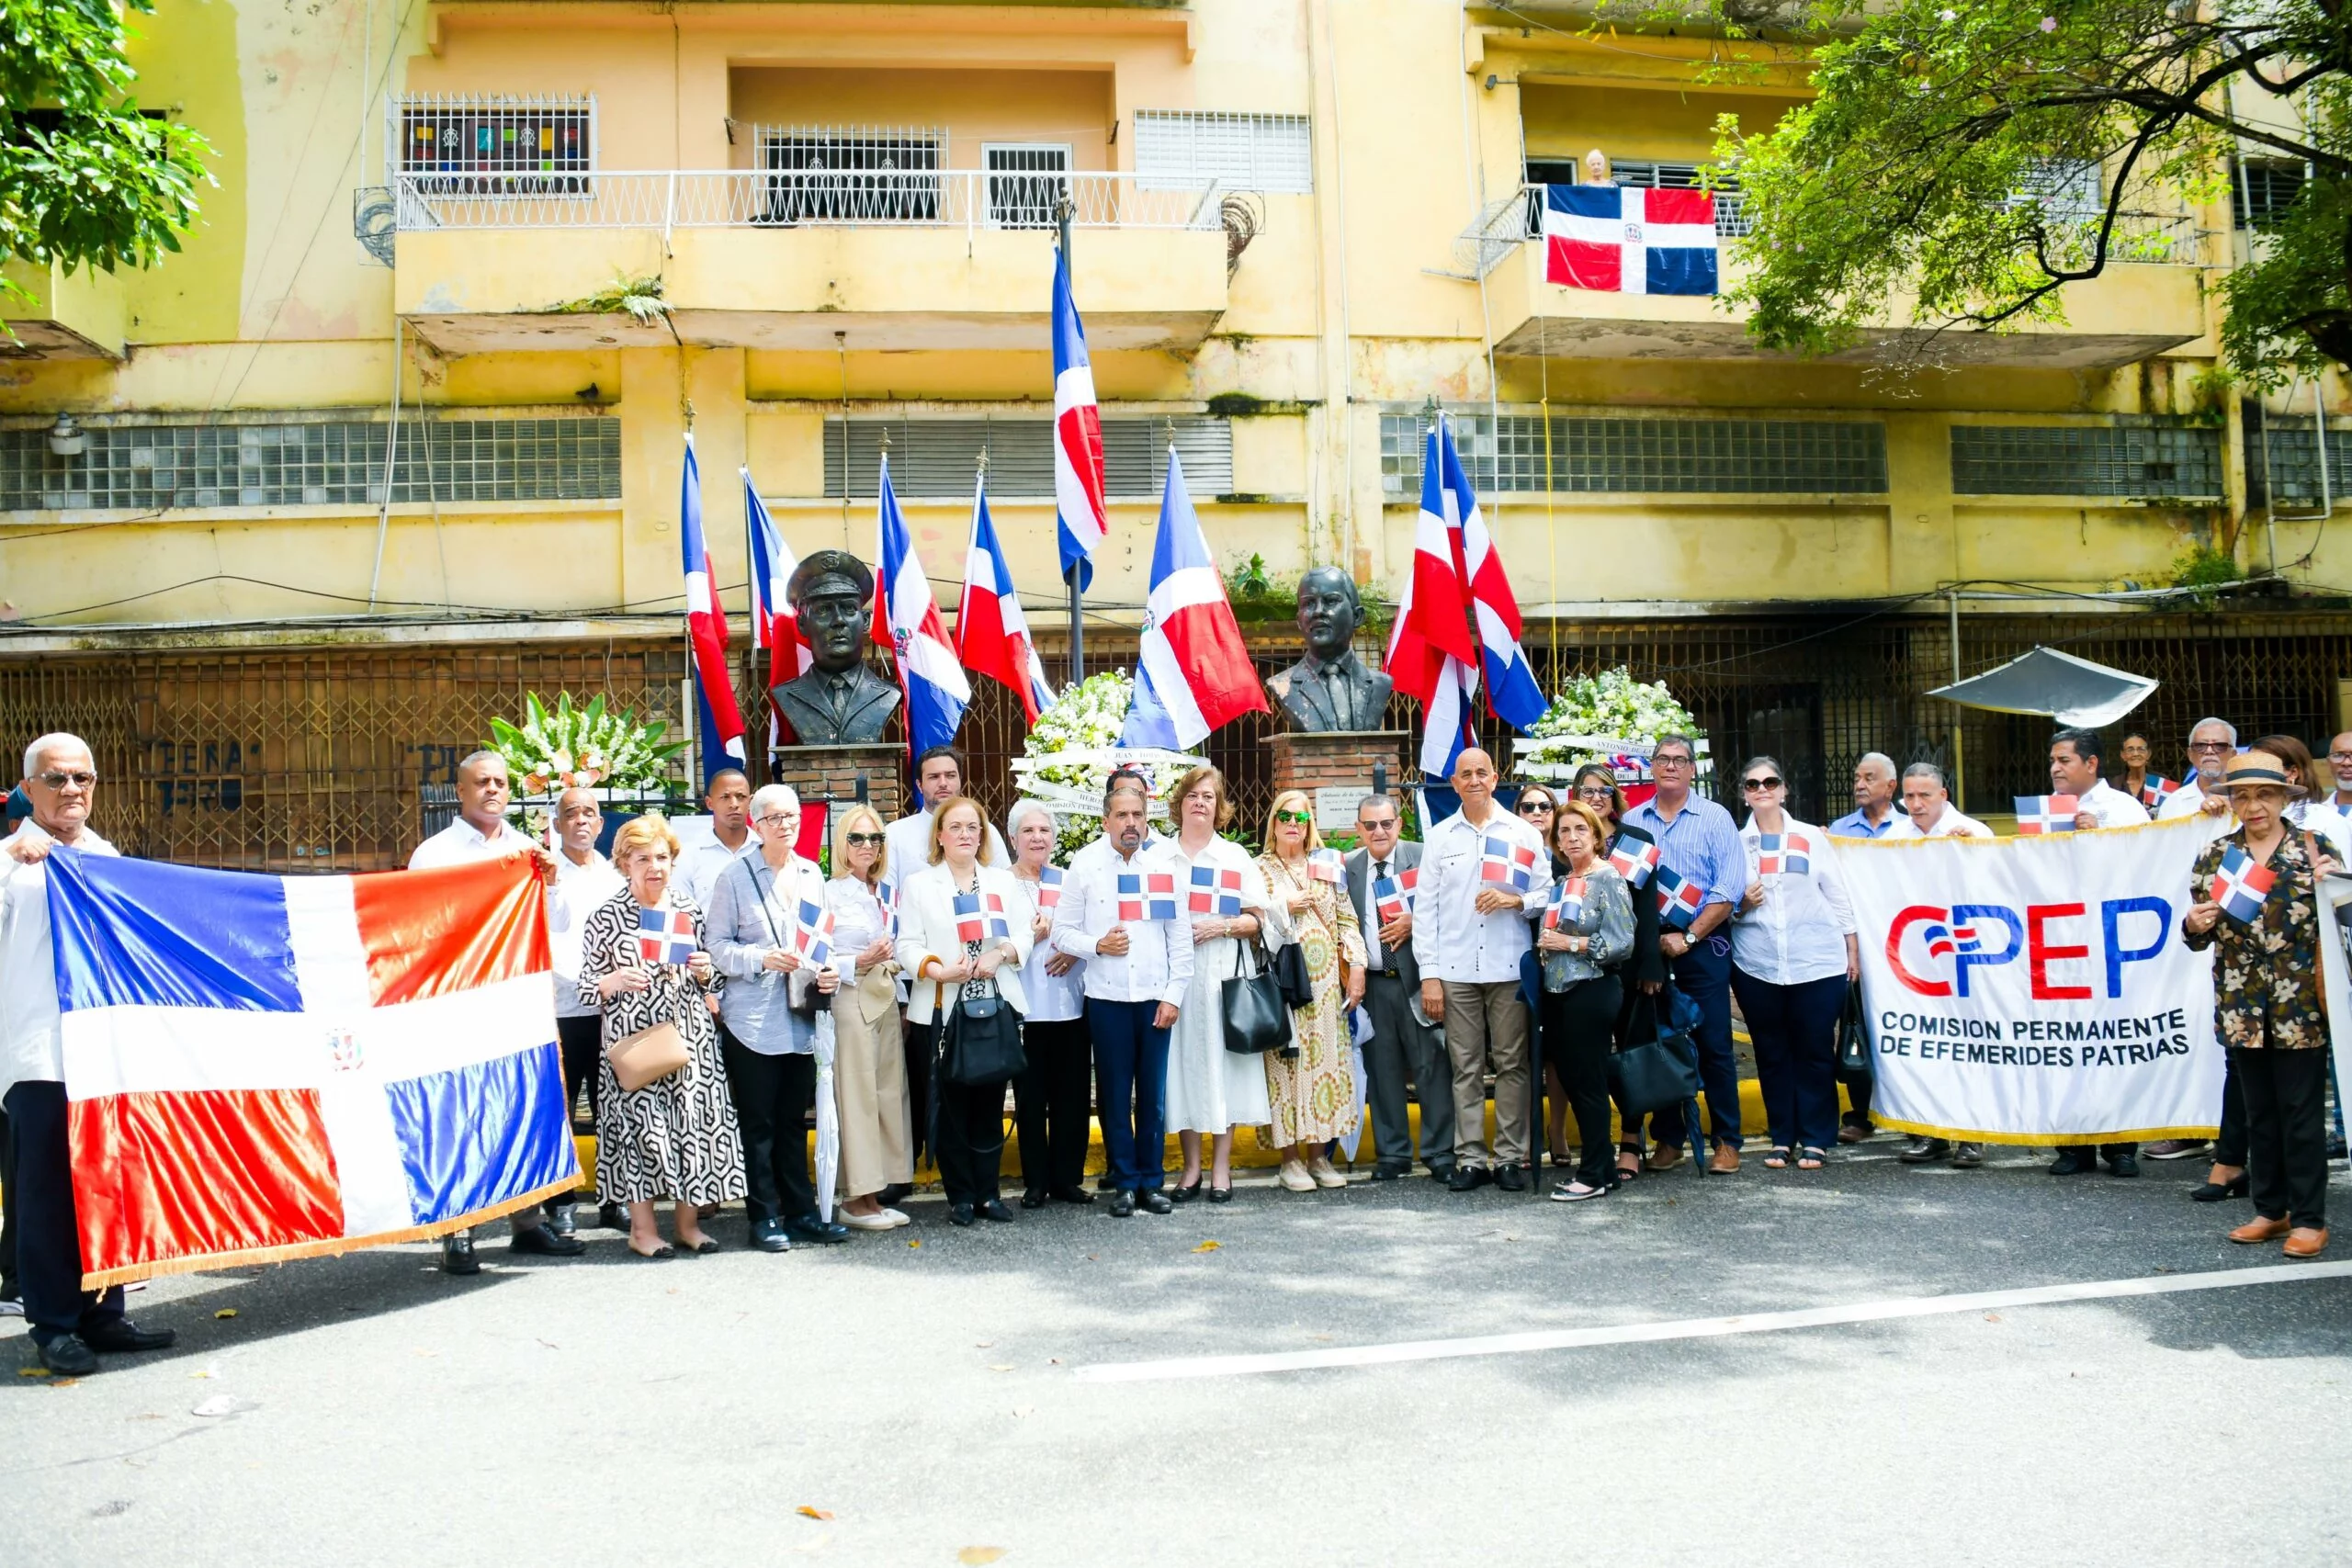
[580,814,748,1258]
[1257,788,1365,1192]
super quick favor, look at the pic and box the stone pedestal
[1270,730,1408,835]
[769,742,905,825]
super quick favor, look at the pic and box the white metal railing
[391,170,1227,232]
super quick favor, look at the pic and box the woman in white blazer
[893,795,1035,1225]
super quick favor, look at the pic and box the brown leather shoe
[1644,1144,1687,1172]
[2229,1215,2293,1245]
[2283,1227,2329,1258]
[1836,1122,1871,1145]
[1707,1143,1741,1175]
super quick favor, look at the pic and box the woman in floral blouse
[2182,751,2340,1259]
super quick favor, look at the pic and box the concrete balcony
[1,258,127,360]
[390,170,1230,355]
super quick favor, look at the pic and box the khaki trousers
[832,964,911,1199]
[1442,979,1531,1169]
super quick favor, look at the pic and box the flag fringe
[1870,1118,2221,1147]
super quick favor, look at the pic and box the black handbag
[1835,987,1872,1078]
[1608,993,1701,1117]
[1221,938,1292,1055]
[1269,939,1315,1010]
[939,984,1026,1086]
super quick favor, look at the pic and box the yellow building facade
[4,0,2346,864]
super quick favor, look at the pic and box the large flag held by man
[743,468,808,746]
[874,455,972,758]
[1052,249,1110,592]
[1135,447,1269,748]
[956,468,1055,723]
[680,433,746,783]
[43,851,578,1288]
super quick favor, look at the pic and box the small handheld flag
[1189,864,1244,917]
[1034,864,1064,911]
[1480,833,1539,893]
[791,897,835,967]
[2211,845,2277,924]
[1545,875,1589,931]
[1308,848,1347,886]
[1117,872,1180,921]
[1373,867,1419,924]
[1755,832,1812,877]
[637,906,698,966]
[1608,836,1659,888]
[2140,775,2177,808]
[954,890,988,945]
[2014,795,2081,835]
[1654,864,1706,931]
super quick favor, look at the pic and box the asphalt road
[6,1142,2347,1568]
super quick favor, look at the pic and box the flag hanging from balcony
[956,468,1055,724]
[1052,248,1110,592]
[1135,447,1269,748]
[681,433,746,784]
[743,467,808,749]
[873,454,971,758]
[1543,184,1718,297]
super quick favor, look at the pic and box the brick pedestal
[768,743,905,825]
[1269,730,1408,835]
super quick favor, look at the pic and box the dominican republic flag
[1373,868,1419,924]
[744,468,808,748]
[1309,848,1347,886]
[791,896,835,966]
[2140,775,2177,808]
[1543,184,1719,296]
[1450,421,1546,739]
[1608,836,1660,888]
[1135,448,1269,747]
[1655,863,1707,930]
[1755,832,1812,877]
[1546,875,1589,930]
[952,891,1012,944]
[1480,833,1539,892]
[874,455,971,758]
[1117,872,1179,921]
[956,469,1054,723]
[43,852,578,1288]
[681,434,746,784]
[1189,865,1244,917]
[636,906,698,966]
[1034,864,1064,911]
[1052,247,1110,591]
[2014,795,2080,835]
[2211,845,2277,924]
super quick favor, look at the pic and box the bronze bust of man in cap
[1267,566,1392,732]
[770,549,902,745]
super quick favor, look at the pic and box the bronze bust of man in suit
[770,549,902,745]
[1267,566,1392,732]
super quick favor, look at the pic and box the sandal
[1615,1150,1642,1182]
[1763,1147,1791,1169]
[1796,1146,1826,1170]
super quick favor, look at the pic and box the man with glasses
[1415,750,1553,1191]
[1623,734,1749,1174]
[2156,718,2241,842]
[678,768,759,910]
[546,786,628,1235]
[1347,793,1453,1182]
[1829,753,1903,838]
[3,735,177,1374]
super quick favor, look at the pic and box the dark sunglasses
[36,771,96,789]
[844,831,884,847]
[1743,776,1783,791]
[1273,809,1313,824]
[1517,799,1554,813]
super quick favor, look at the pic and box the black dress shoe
[544,1202,578,1236]
[1108,1190,1136,1217]
[1135,1189,1173,1215]
[2190,1173,2251,1202]
[441,1233,481,1275]
[948,1203,977,1226]
[1050,1185,1096,1205]
[786,1216,851,1245]
[1206,1184,1234,1203]
[1020,1189,1048,1210]
[35,1334,98,1376]
[750,1220,793,1253]
[1494,1164,1529,1193]
[1427,1165,1458,1184]
[510,1224,585,1258]
[598,1201,631,1231]
[973,1198,1014,1222]
[82,1318,175,1354]
[1171,1179,1203,1203]
[2047,1150,2098,1176]
[1095,1174,1119,1192]
[2107,1152,2141,1179]
[877,1183,915,1207]
[1447,1166,1491,1192]
[1370,1162,1408,1182]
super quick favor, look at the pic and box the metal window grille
[820,416,1234,501]
[984,143,1070,231]
[0,416,622,512]
[1949,423,2223,498]
[390,95,594,197]
[2243,405,2348,506]
[1134,111,1313,195]
[2233,158,2306,231]
[1378,413,1887,496]
[1525,157,1748,237]
[754,123,944,223]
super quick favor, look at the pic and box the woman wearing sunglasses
[1729,758,1858,1170]
[1572,764,1667,1184]
[1513,784,1559,835]
[825,803,912,1231]
[1259,790,1366,1190]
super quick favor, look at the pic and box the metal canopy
[1928,645,2159,728]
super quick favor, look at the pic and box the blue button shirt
[1828,807,1901,839]
[1623,793,1745,908]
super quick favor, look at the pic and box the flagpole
[1058,198,1084,683]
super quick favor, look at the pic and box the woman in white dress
[1162,765,1278,1203]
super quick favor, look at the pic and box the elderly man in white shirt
[1884,762,1996,839]
[1413,749,1554,1192]
[2,734,175,1376]
[2156,717,2241,844]
[408,750,581,1271]
[1050,781,1193,1216]
[545,786,627,1235]
[2050,728,2151,832]
[675,769,758,909]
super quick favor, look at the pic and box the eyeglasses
[1273,809,1313,825]
[2329,751,2352,763]
[1743,776,1783,792]
[843,831,883,847]
[35,771,96,789]
[1653,754,1694,770]
[754,813,797,829]
[2188,740,2233,752]
[1576,784,1615,799]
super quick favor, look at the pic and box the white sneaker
[1307,1157,1347,1189]
[842,1210,898,1232]
[1278,1159,1317,1192]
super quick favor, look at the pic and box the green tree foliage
[1,0,213,304]
[1671,0,2348,383]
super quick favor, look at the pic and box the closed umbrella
[812,1009,841,1223]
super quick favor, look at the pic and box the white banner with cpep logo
[1833,818,2221,1144]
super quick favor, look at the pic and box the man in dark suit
[1345,793,1454,1180]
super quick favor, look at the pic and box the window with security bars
[2243,405,2349,506]
[1524,157,1747,237]
[820,416,1233,500]
[2233,158,2306,231]
[1949,423,2223,498]
[1378,413,1885,496]
[0,417,622,512]
[393,95,594,197]
[985,144,1069,230]
[1134,111,1313,194]
[757,124,944,223]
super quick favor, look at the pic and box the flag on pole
[1385,417,1482,777]
[2013,795,2080,835]
[1446,420,1547,734]
[956,468,1055,723]
[680,433,746,784]
[2211,845,2277,924]
[1052,248,1110,592]
[743,468,808,748]
[1135,447,1269,748]
[873,455,971,758]
[1117,662,1183,750]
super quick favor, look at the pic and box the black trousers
[2057,1141,2139,1164]
[1013,1017,1091,1195]
[2,1080,124,1344]
[931,1021,1009,1206]
[1541,975,1623,1188]
[2215,1049,2249,1168]
[0,1103,17,1294]
[720,1031,818,1228]
[2236,1046,2330,1228]
[902,1015,933,1167]
[555,1012,605,1131]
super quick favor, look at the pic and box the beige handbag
[605,1020,689,1092]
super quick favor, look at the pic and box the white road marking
[1073,1260,2352,1383]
